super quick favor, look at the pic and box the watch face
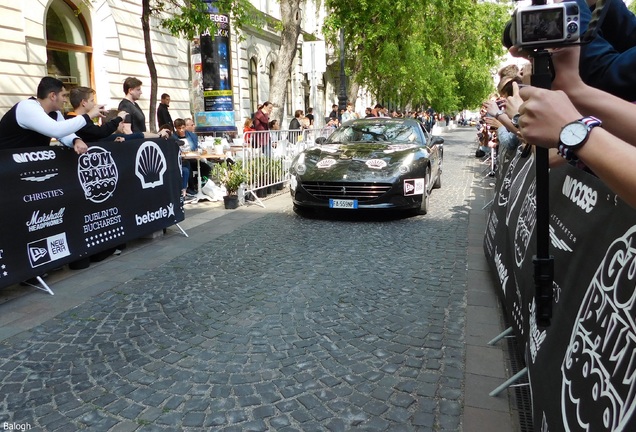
[560,122,588,146]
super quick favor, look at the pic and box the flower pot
[256,188,267,198]
[223,195,239,209]
[276,182,284,190]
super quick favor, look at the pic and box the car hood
[299,142,424,182]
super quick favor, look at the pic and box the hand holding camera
[505,1,581,51]
[517,86,582,149]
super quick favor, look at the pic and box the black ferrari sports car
[289,117,443,214]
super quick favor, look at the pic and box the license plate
[329,199,358,209]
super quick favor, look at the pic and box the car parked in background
[289,118,443,215]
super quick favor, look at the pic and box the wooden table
[182,152,226,203]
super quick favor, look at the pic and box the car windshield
[326,121,423,145]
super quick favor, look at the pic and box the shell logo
[136,142,167,189]
[317,158,337,169]
[366,159,387,169]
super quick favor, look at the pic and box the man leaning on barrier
[0,77,105,154]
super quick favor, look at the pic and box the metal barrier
[232,127,334,206]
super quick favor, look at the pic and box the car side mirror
[431,136,444,145]
[315,137,327,145]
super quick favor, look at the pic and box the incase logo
[13,150,56,163]
[562,175,597,213]
[135,204,175,226]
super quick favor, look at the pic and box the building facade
[0,0,342,133]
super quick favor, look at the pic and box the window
[249,58,259,114]
[46,0,92,112]
[286,77,292,116]
[269,62,275,92]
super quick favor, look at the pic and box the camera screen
[521,9,564,42]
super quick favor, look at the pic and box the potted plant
[219,161,247,209]
[213,137,224,155]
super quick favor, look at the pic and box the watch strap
[557,116,602,160]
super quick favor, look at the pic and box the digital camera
[507,1,580,49]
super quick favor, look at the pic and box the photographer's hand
[482,100,500,117]
[518,86,581,149]
[550,46,586,96]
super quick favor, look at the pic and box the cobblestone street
[0,128,512,431]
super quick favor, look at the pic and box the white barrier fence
[232,127,333,197]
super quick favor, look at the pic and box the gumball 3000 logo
[78,147,118,203]
[562,227,636,431]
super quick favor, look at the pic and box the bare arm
[550,46,636,144]
[518,86,636,207]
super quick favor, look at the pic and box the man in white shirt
[0,76,103,154]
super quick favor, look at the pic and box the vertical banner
[191,0,236,132]
[483,149,636,431]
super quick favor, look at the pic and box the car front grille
[302,182,393,202]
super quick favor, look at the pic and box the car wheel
[418,167,431,215]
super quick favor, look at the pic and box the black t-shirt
[118,99,146,133]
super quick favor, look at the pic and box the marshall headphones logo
[27,233,71,267]
[26,207,65,232]
[78,146,118,203]
[135,141,167,189]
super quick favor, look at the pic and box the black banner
[484,149,636,431]
[0,139,184,288]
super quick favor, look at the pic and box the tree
[148,0,303,129]
[323,0,510,112]
[143,0,259,132]
[268,0,303,123]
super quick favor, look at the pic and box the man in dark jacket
[157,93,174,132]
[289,110,303,130]
[69,87,170,142]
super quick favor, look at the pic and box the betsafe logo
[135,204,175,226]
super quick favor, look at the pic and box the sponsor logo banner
[0,139,184,288]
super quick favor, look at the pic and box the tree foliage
[323,0,511,112]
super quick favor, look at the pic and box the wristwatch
[494,109,505,120]
[557,116,602,160]
[511,113,520,128]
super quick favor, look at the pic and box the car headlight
[399,153,415,174]
[293,153,306,175]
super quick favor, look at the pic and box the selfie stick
[528,0,553,328]
[530,49,553,328]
